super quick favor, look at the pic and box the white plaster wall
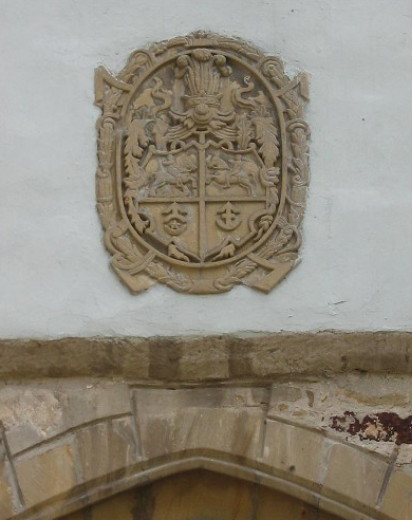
[1,0,411,338]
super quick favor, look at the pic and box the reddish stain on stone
[330,411,412,444]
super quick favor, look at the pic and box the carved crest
[95,33,309,294]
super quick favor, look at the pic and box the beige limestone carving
[95,33,309,294]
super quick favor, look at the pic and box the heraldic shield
[95,33,309,294]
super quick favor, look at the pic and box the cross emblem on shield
[95,33,309,293]
[133,136,271,263]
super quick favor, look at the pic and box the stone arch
[1,337,411,520]
[2,406,407,520]
[25,450,394,520]
[57,461,343,520]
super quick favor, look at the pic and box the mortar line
[69,430,86,485]
[128,386,144,459]
[129,387,145,460]
[13,413,130,460]
[376,443,400,507]
[258,386,271,460]
[128,380,275,389]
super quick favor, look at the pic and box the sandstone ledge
[0,331,411,381]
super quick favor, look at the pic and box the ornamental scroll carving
[95,33,309,294]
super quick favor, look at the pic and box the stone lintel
[0,332,410,381]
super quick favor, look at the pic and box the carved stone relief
[95,33,309,294]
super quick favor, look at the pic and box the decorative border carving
[95,32,309,293]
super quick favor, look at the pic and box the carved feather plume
[254,117,279,168]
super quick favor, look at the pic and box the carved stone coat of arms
[95,33,309,294]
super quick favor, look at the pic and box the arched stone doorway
[61,470,341,520]
[0,335,410,520]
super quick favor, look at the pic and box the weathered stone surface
[323,443,388,510]
[0,333,410,520]
[0,465,15,520]
[75,417,139,481]
[396,444,412,466]
[177,336,229,381]
[0,386,62,456]
[267,375,412,457]
[143,407,263,459]
[135,386,268,413]
[0,337,151,379]
[15,443,77,507]
[262,420,328,487]
[245,334,412,378]
[381,467,412,520]
[0,439,17,520]
[0,332,411,381]
[0,382,131,455]
[59,382,131,432]
[133,387,267,459]
[0,379,404,520]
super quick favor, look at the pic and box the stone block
[0,337,151,380]
[133,387,266,460]
[0,387,62,455]
[267,382,318,425]
[134,386,267,413]
[270,385,304,405]
[15,443,77,508]
[267,376,412,459]
[1,333,411,381]
[60,382,131,431]
[0,463,16,520]
[396,444,412,466]
[381,467,412,520]
[75,416,139,482]
[323,443,388,510]
[262,420,327,486]
[178,336,229,381]
[0,382,131,454]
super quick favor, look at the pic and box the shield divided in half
[135,141,269,263]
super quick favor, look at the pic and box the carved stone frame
[95,33,309,294]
